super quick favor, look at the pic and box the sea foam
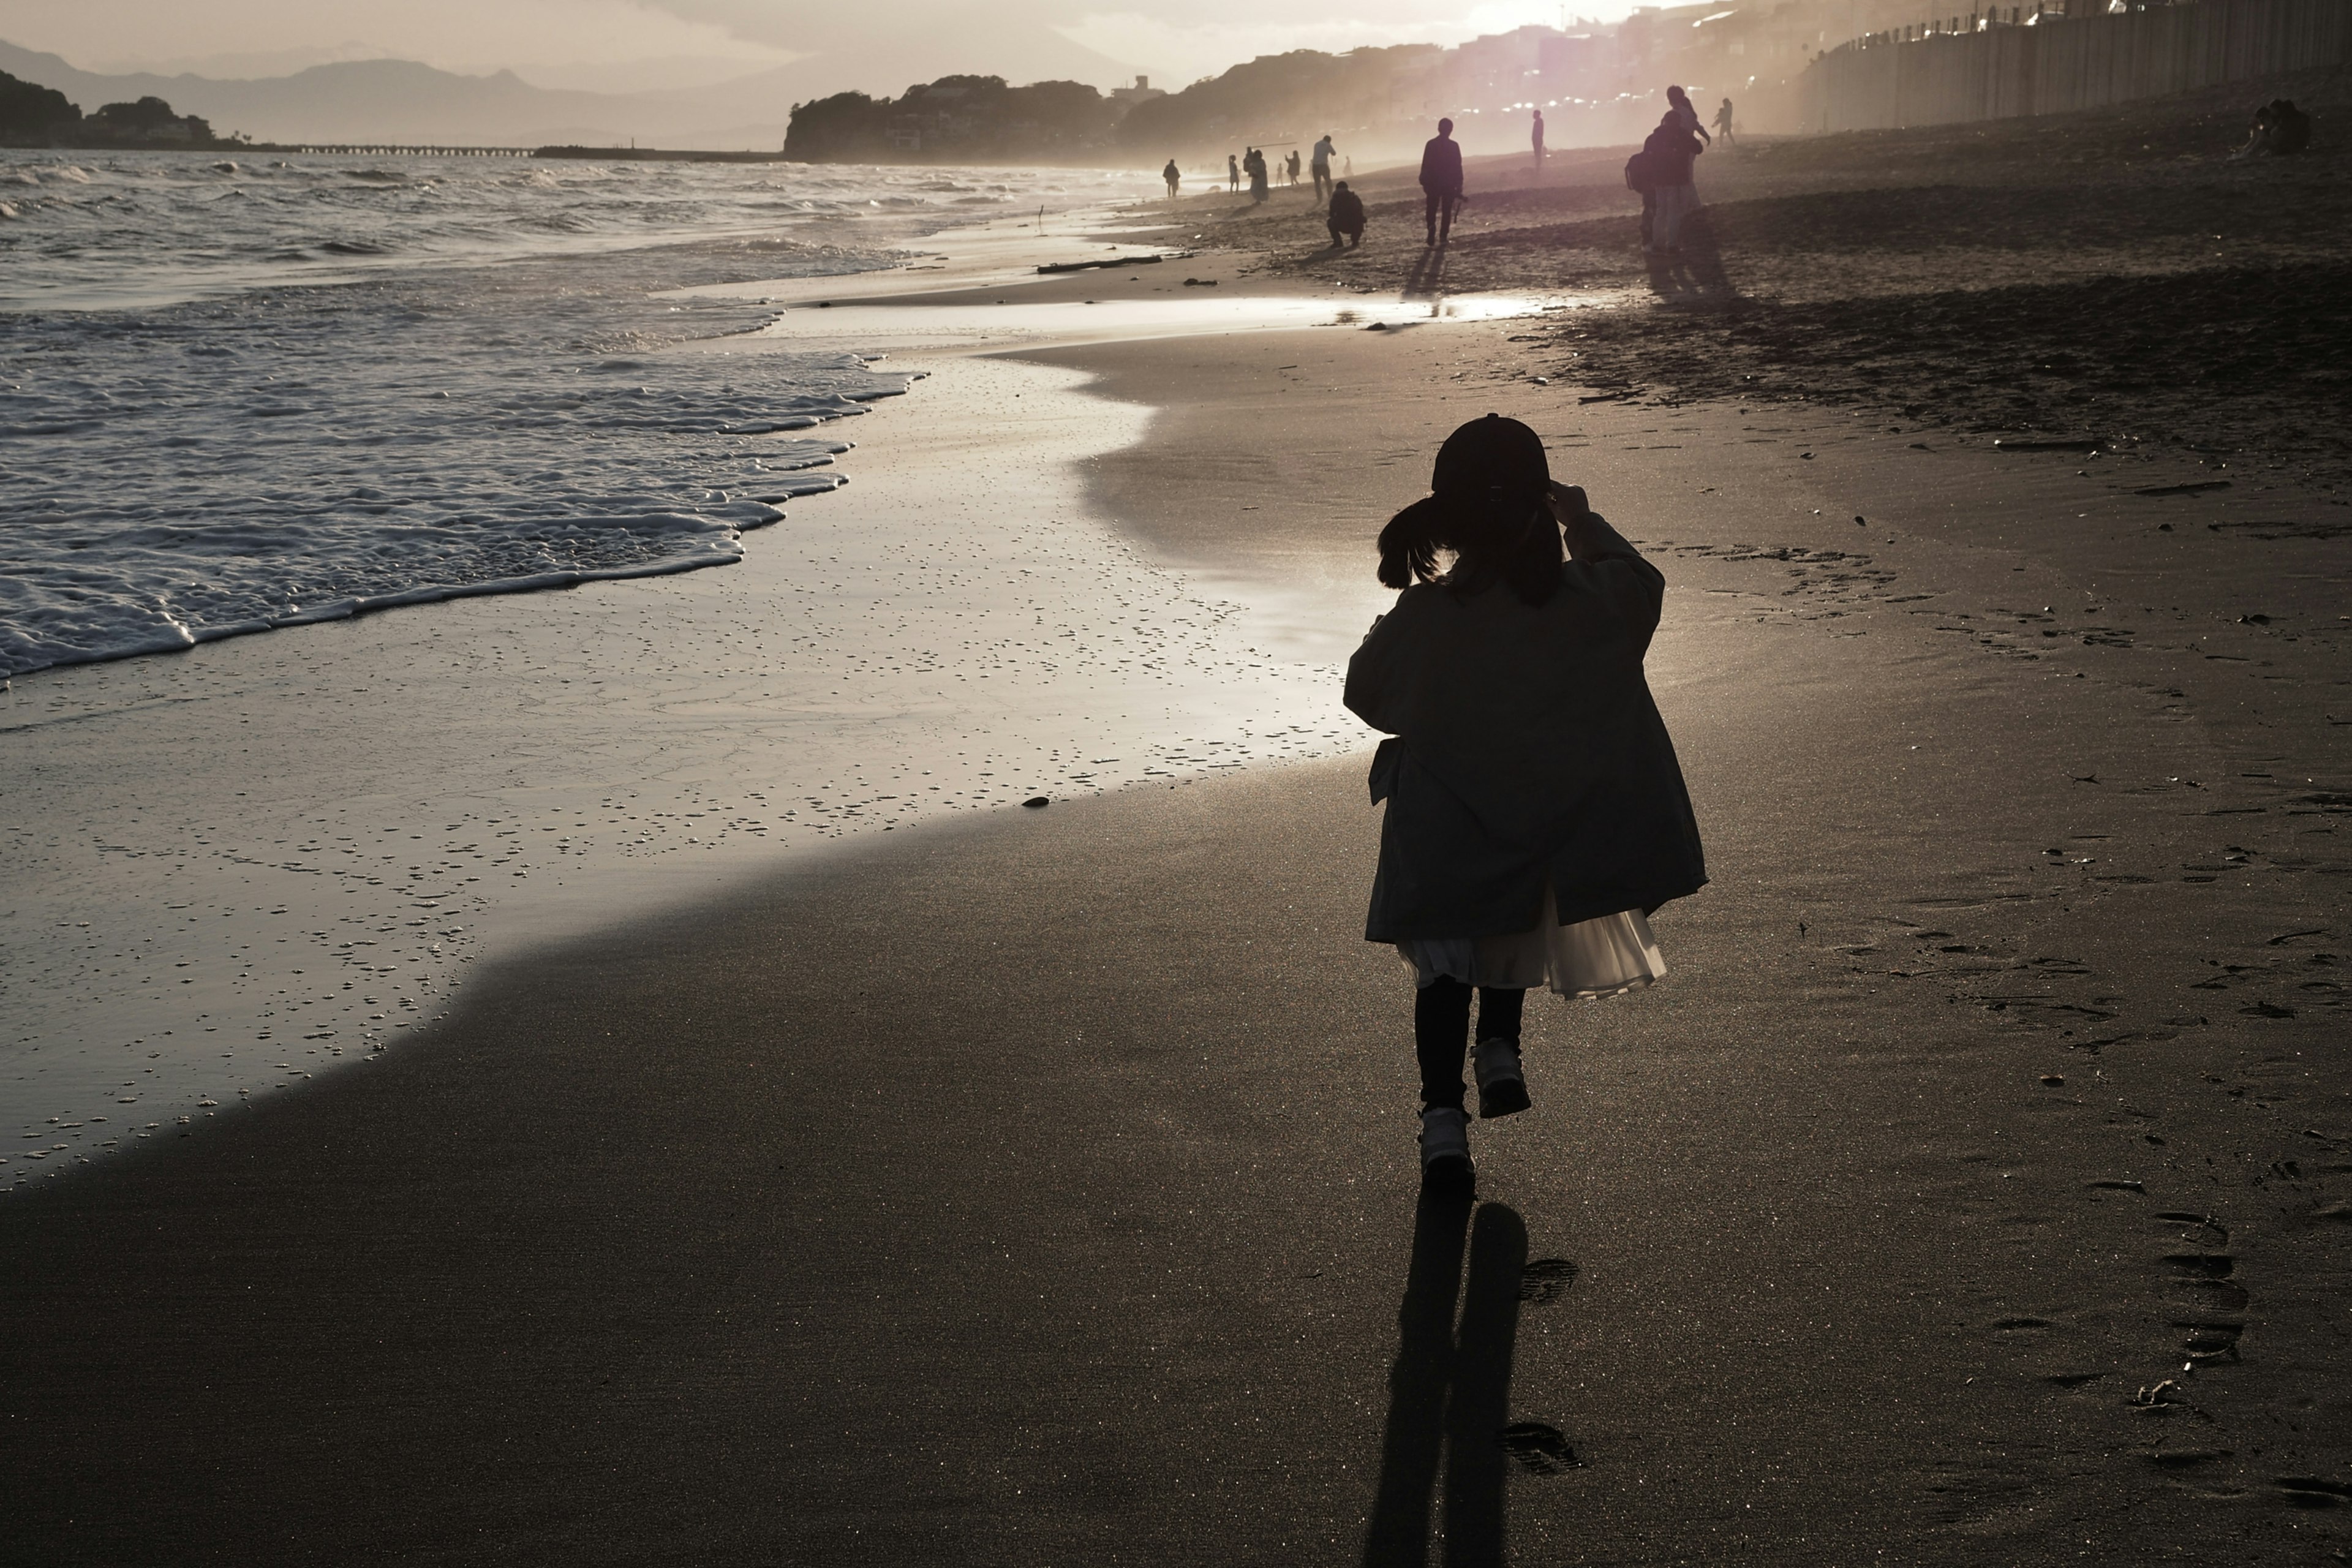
[0,153,1152,677]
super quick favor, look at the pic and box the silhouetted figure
[1311,133,1337,204]
[1626,137,1657,246]
[1667,83,1711,148]
[1163,159,1180,198]
[1246,146,1270,203]
[1419,118,1464,246]
[1286,148,1302,186]
[1327,180,1366,247]
[1348,415,1704,1191]
[1641,110,1703,254]
[2233,97,2312,157]
[1713,97,1735,145]
[1531,108,1546,173]
[1228,153,1240,192]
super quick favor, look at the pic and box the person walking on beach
[1286,148,1302,187]
[1248,147,1270,203]
[1311,132,1337,205]
[1347,414,1705,1191]
[1642,110,1703,254]
[1163,159,1181,198]
[1228,153,1241,192]
[1531,107,1546,174]
[1419,117,1464,246]
[1712,97,1735,145]
[1327,179,1366,247]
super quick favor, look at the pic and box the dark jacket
[1329,189,1367,230]
[1344,514,1706,941]
[1417,134,1463,194]
[1642,122,1701,187]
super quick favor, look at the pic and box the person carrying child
[1344,414,1707,1191]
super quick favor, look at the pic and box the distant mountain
[0,34,1140,150]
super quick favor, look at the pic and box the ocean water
[0,153,1147,677]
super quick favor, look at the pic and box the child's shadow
[1362,1197,1553,1566]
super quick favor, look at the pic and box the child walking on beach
[1344,415,1706,1191]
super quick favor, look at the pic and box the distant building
[1109,76,1166,109]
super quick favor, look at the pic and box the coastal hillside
[0,71,223,147]
[0,29,1135,149]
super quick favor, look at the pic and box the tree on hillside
[1116,46,1445,153]
[783,91,882,159]
[0,69,81,139]
[784,74,1121,161]
[89,96,214,144]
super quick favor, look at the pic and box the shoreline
[6,126,2350,1559]
[0,219,1525,1177]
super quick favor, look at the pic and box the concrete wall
[1801,0,2350,131]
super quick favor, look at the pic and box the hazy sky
[7,0,1634,92]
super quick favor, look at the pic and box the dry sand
[4,94,2351,1564]
[1170,67,2352,496]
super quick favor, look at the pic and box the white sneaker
[1474,1037,1531,1120]
[1419,1106,1474,1191]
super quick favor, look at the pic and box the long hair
[1376,488,1561,606]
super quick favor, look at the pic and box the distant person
[1163,159,1181,198]
[1626,136,1657,246]
[1311,132,1338,204]
[2234,97,2312,157]
[1531,108,1546,173]
[1346,415,1703,1191]
[1228,153,1241,192]
[1283,149,1297,186]
[1327,179,1367,247]
[1667,84,1712,148]
[1344,155,1354,177]
[1713,97,1736,145]
[1419,117,1464,246]
[1641,109,1703,254]
[1248,147,1270,203]
[2269,98,2313,153]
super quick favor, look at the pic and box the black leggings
[1414,979,1525,1110]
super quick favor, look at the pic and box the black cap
[1431,413,1548,500]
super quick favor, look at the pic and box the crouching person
[1327,181,1367,249]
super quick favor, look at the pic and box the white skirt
[1395,883,1666,999]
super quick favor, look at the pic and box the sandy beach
[5,89,2351,1563]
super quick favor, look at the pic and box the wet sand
[6,111,2352,1562]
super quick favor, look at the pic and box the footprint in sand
[2173,1276,2251,1313]
[2158,1240,2246,1363]
[2146,1447,2230,1470]
[1519,1258,1578,1304]
[2163,1251,2235,1278]
[2043,1371,2106,1389]
[2155,1210,2228,1242]
[2176,1323,2243,1362]
[1498,1422,1581,1475]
